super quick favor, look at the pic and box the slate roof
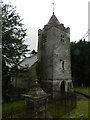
[20,54,37,68]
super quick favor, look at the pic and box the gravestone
[22,80,50,118]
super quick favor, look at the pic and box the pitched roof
[20,54,37,68]
[47,14,60,26]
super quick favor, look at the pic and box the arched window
[60,59,64,70]
[61,81,65,94]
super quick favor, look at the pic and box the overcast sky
[3,0,89,51]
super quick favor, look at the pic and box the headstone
[22,80,50,118]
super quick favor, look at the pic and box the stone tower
[37,12,73,96]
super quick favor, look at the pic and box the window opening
[62,61,64,70]
[61,34,64,43]
[61,81,65,94]
[60,59,64,70]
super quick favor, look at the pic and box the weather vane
[52,3,54,14]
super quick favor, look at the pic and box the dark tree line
[71,40,90,87]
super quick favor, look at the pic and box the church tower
[37,12,73,96]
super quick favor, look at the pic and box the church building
[37,11,73,96]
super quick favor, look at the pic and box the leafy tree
[71,40,90,87]
[2,1,29,101]
[2,2,29,69]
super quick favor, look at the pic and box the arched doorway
[60,81,65,94]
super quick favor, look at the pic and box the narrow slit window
[60,59,64,70]
[62,61,64,70]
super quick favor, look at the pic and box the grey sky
[3,0,89,51]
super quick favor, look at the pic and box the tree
[2,1,29,101]
[2,2,29,69]
[71,40,90,87]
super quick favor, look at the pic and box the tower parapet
[38,29,42,36]
[43,14,70,35]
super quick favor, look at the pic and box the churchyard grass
[48,86,89,119]
[48,94,77,118]
[2,98,89,118]
[61,99,89,119]
[2,100,25,118]
[48,98,89,119]
[2,87,90,118]
[74,87,90,96]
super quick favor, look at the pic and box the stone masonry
[37,13,73,96]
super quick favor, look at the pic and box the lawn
[48,94,77,118]
[2,87,90,119]
[2,100,25,118]
[2,98,89,119]
[2,95,77,118]
[61,99,89,119]
[74,87,90,96]
[48,94,89,119]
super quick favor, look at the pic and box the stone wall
[11,62,38,90]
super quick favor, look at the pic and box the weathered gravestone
[22,80,50,118]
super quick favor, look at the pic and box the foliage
[71,40,90,87]
[2,1,29,102]
[2,2,29,69]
